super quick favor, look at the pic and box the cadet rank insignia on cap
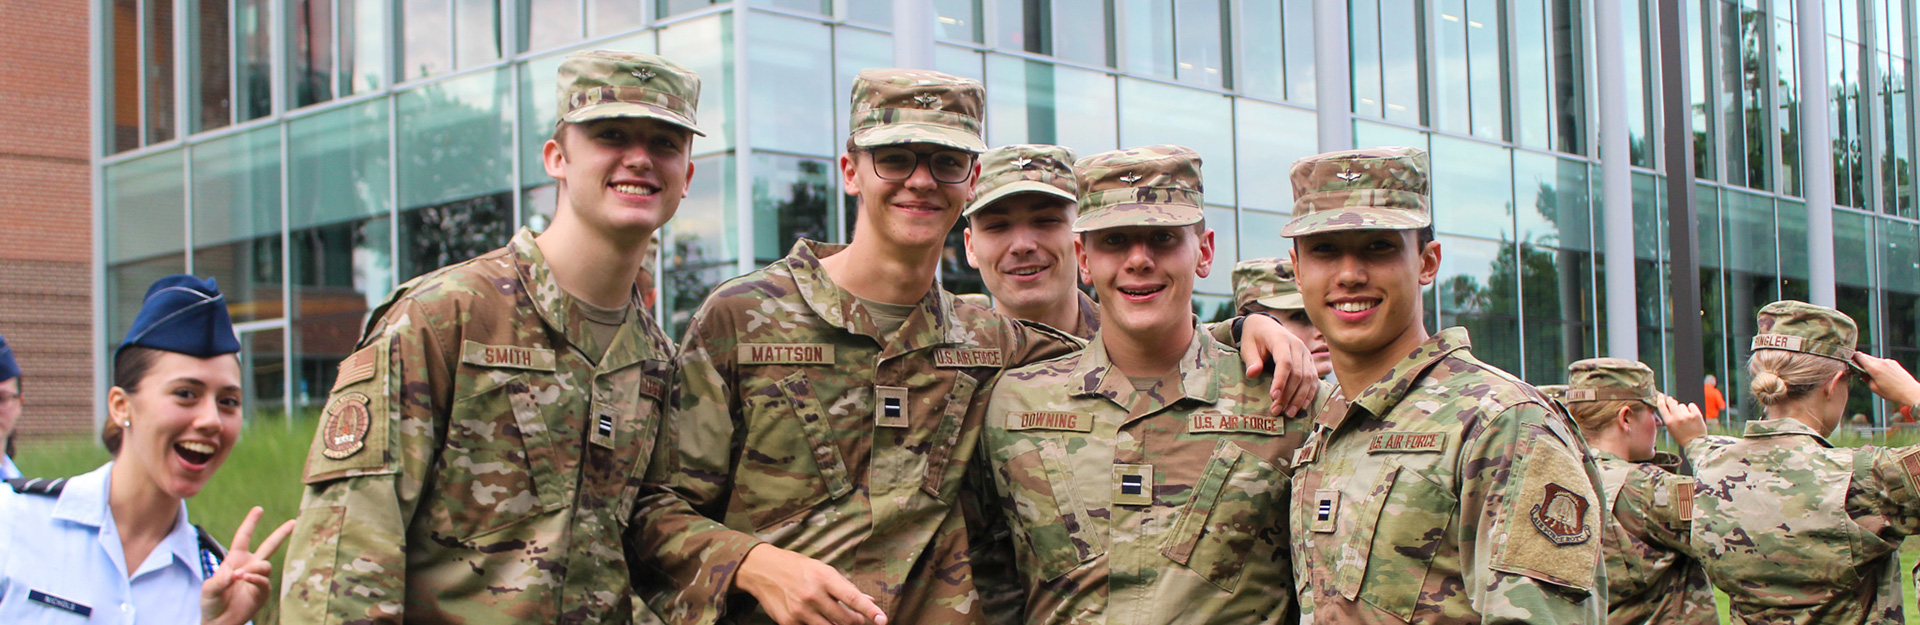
[933,347,1002,368]
[321,392,373,460]
[1113,464,1153,506]
[875,385,910,428]
[738,343,835,365]
[1529,483,1592,545]
[1006,410,1094,432]
[1367,431,1446,453]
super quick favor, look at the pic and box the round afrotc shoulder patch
[1530,482,1592,545]
[322,393,372,459]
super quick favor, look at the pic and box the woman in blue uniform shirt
[1,334,22,479]
[0,275,294,624]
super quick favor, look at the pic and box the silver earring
[121,420,130,428]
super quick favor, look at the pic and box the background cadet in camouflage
[978,145,1307,625]
[280,50,696,625]
[1674,300,1920,625]
[963,144,1100,340]
[1281,146,1608,624]
[1559,358,1716,625]
[1231,258,1330,379]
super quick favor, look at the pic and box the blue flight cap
[119,275,242,359]
[0,334,18,382]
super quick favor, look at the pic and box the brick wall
[1,0,96,438]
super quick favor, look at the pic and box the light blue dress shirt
[1,455,19,480]
[0,462,209,624]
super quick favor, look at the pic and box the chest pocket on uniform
[447,371,567,538]
[993,437,1099,581]
[919,373,976,500]
[1342,457,1455,621]
[1162,441,1287,591]
[739,370,852,530]
[608,360,671,528]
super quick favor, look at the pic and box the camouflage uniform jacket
[281,228,674,625]
[979,323,1308,625]
[629,240,1084,625]
[1684,418,1920,625]
[1590,450,1715,625]
[1289,328,1607,624]
[1061,290,1102,341]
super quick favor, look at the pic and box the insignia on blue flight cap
[119,275,241,359]
[0,334,19,382]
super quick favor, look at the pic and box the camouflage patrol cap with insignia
[965,144,1079,217]
[1280,146,1431,237]
[1562,358,1662,405]
[119,275,241,359]
[1231,258,1305,312]
[848,68,986,152]
[556,50,705,135]
[1535,384,1568,401]
[1751,300,1865,371]
[1072,145,1203,233]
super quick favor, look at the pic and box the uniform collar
[509,228,653,368]
[785,239,966,356]
[1742,417,1834,447]
[1317,327,1473,431]
[1071,319,1222,417]
[1070,291,1102,340]
[52,462,204,581]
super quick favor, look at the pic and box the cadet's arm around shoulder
[1007,318,1087,367]
[1232,313,1317,418]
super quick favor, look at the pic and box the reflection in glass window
[1834,209,1872,288]
[1429,136,1511,240]
[750,0,826,14]
[107,150,187,264]
[193,0,234,132]
[402,0,452,79]
[1719,0,1767,190]
[984,56,1116,156]
[397,69,512,211]
[749,15,834,155]
[1350,0,1383,118]
[1235,101,1316,211]
[1376,0,1420,124]
[292,216,393,408]
[663,154,737,337]
[240,329,286,415]
[1435,0,1470,134]
[1240,0,1313,103]
[1512,152,1590,248]
[110,0,140,152]
[1723,190,1776,276]
[1118,79,1235,204]
[1174,0,1228,89]
[588,0,646,38]
[1687,0,1712,180]
[292,0,337,106]
[660,14,734,154]
[1625,0,1652,166]
[993,0,1112,68]
[1520,241,1596,384]
[398,193,515,280]
[848,0,891,25]
[144,0,179,144]
[753,153,835,264]
[1779,198,1808,281]
[1775,14,1799,195]
[1352,120,1428,152]
[660,0,723,18]
[1435,234,1520,372]
[454,0,501,68]
[936,45,984,81]
[1120,0,1174,79]
[199,231,283,325]
[522,0,583,51]
[936,0,983,42]
[1239,210,1291,255]
[192,128,285,323]
[290,100,391,229]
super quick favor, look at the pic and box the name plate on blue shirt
[28,589,92,617]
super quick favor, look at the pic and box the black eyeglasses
[861,146,976,184]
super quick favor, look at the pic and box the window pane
[750,0,826,14]
[1724,189,1776,275]
[1241,0,1287,101]
[663,154,736,337]
[1350,0,1383,118]
[1473,0,1509,141]
[1689,0,1713,179]
[1521,244,1596,383]
[1436,234,1520,372]
[1173,0,1227,89]
[985,56,1117,156]
[1234,100,1316,211]
[398,193,514,280]
[454,0,501,68]
[1240,210,1291,257]
[402,0,452,79]
[290,99,391,228]
[849,0,890,26]
[193,0,233,132]
[111,0,141,152]
[753,153,833,264]
[340,0,387,95]
[397,69,512,211]
[935,45,984,81]
[660,14,734,155]
[236,0,272,119]
[109,255,189,349]
[522,0,582,51]
[1430,136,1512,240]
[240,329,286,414]
[1512,152,1591,249]
[191,128,284,323]
[292,0,335,107]
[1435,0,1471,134]
[1121,0,1174,79]
[1776,16,1799,195]
[660,0,723,17]
[1353,119,1428,150]
[587,0,645,38]
[1377,0,1420,124]
[1118,78,1234,204]
[1779,198,1808,280]
[291,215,393,408]
[107,150,187,264]
[1281,0,1314,102]
[748,15,833,155]
[197,237,283,324]
[148,0,178,143]
[1834,209,1872,287]
[936,0,982,42]
[1054,0,1112,67]
[1515,0,1552,147]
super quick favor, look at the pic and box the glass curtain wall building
[94,0,1915,424]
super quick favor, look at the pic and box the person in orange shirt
[1703,374,1726,421]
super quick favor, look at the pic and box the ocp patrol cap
[848,69,986,153]
[119,275,241,359]
[557,50,705,135]
[1562,358,1661,405]
[1752,300,1863,371]
[1072,145,1203,233]
[965,144,1079,217]
[1280,146,1431,237]
[1231,258,1305,312]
